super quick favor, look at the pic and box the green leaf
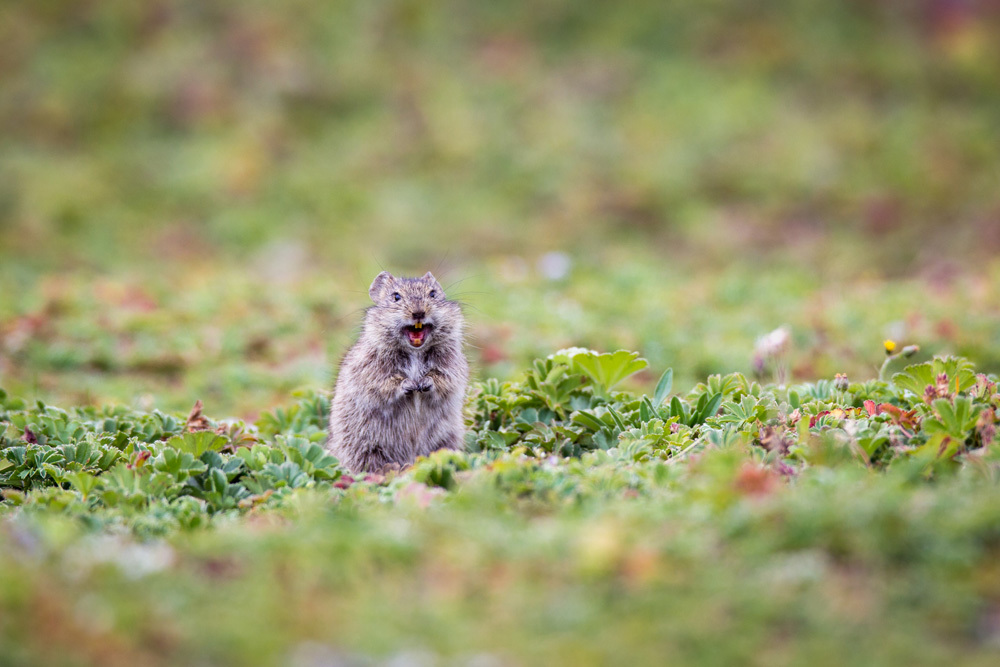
[911,433,961,466]
[670,396,687,421]
[153,447,208,482]
[653,368,674,405]
[593,430,617,450]
[606,406,627,432]
[165,431,228,458]
[260,462,310,489]
[695,393,724,424]
[924,397,981,439]
[788,390,800,409]
[42,463,66,483]
[571,350,649,393]
[571,411,607,433]
[64,471,100,498]
[892,357,977,398]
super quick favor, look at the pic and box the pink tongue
[407,329,424,345]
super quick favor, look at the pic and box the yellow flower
[883,339,897,355]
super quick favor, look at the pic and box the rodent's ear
[369,271,395,302]
[422,271,443,294]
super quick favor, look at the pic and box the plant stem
[878,354,897,382]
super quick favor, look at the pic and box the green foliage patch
[2,351,998,534]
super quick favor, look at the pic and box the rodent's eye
[429,290,437,298]
[392,292,401,302]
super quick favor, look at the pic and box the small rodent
[326,270,469,473]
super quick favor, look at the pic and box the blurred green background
[2,0,999,416]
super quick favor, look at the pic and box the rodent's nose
[411,310,425,321]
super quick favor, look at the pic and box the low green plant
[2,351,996,531]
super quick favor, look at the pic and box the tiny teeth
[414,322,423,329]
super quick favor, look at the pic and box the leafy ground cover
[2,349,999,664]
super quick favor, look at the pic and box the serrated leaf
[165,431,228,458]
[154,447,207,482]
[65,471,100,498]
[572,350,649,393]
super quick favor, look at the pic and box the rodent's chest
[400,353,429,380]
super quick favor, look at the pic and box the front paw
[402,377,433,395]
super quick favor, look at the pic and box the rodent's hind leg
[421,430,464,457]
[377,461,409,476]
[351,448,397,475]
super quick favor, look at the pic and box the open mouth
[404,322,432,347]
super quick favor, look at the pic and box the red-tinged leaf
[864,400,877,417]
[333,476,355,489]
[128,450,152,469]
[396,482,446,508]
[938,436,952,457]
[22,426,37,444]
[734,463,778,498]
[877,403,921,431]
[810,411,831,427]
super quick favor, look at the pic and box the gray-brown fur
[326,271,469,473]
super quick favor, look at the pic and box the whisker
[453,302,485,315]
[449,292,493,304]
[434,250,451,276]
[443,275,484,292]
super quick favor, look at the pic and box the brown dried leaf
[185,400,212,432]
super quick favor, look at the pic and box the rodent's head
[367,271,462,350]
